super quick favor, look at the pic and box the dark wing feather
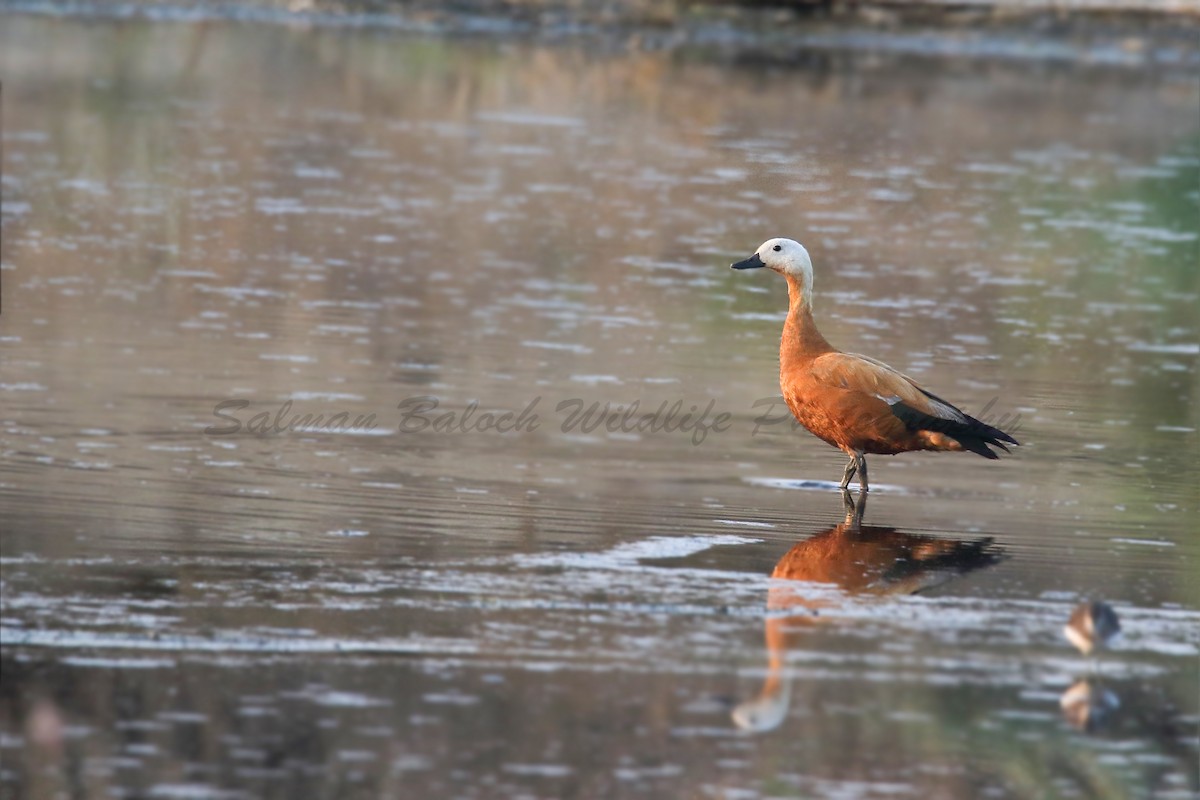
[890,399,1018,460]
[914,386,1020,446]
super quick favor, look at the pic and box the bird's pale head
[731,238,812,276]
[731,237,814,302]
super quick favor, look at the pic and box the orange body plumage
[732,238,1018,491]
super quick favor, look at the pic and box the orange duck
[731,238,1019,492]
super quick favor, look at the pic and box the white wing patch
[924,396,969,423]
[873,389,967,424]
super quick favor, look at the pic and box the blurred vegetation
[23,0,1200,28]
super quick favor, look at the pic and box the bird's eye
[773,245,782,252]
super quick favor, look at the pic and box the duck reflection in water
[1060,678,1120,733]
[733,491,1005,733]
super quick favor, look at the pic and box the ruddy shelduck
[731,237,1018,492]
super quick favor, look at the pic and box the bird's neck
[781,274,835,368]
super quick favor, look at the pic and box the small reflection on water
[1060,678,1120,733]
[734,491,1005,733]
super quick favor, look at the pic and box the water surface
[1,15,1198,800]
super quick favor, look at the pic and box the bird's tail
[890,400,1020,459]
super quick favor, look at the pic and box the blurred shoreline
[2,0,1197,68]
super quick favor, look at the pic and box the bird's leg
[839,456,857,490]
[855,452,869,493]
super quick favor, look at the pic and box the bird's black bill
[730,253,765,270]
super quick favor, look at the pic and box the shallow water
[1,13,1198,800]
